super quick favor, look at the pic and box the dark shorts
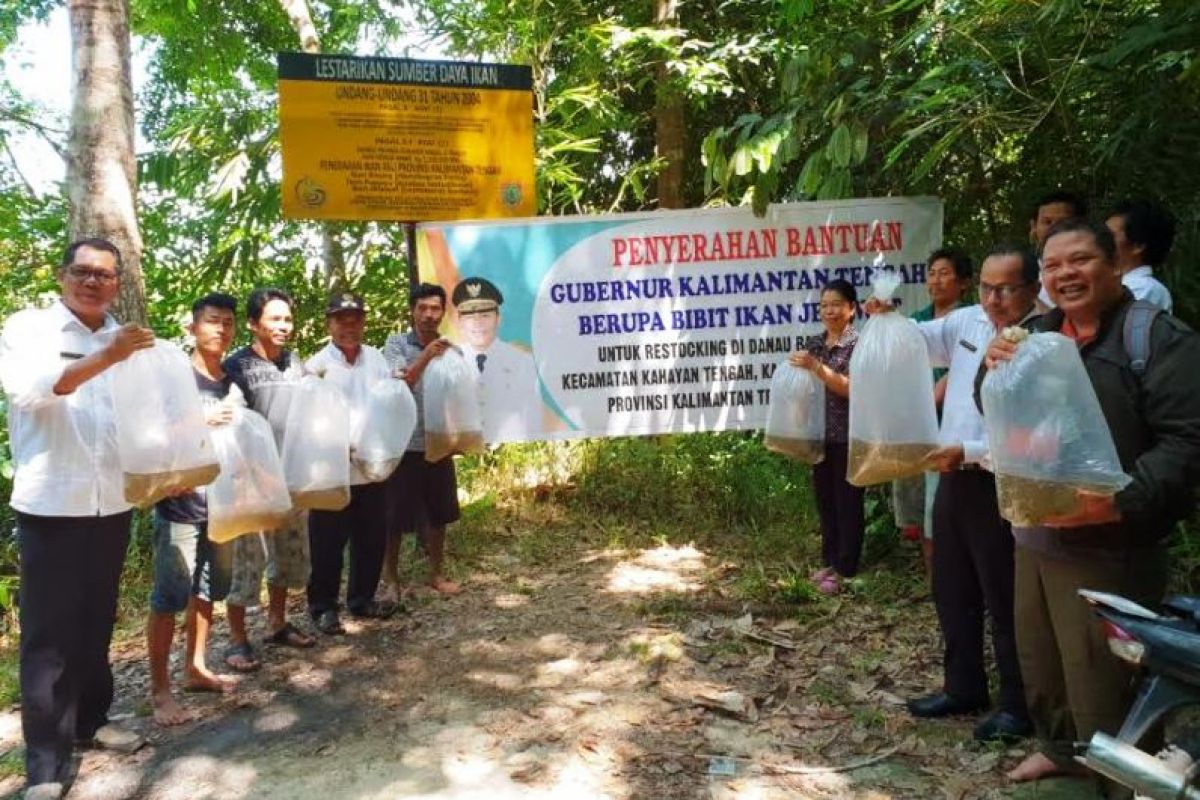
[151,517,232,613]
[387,451,460,532]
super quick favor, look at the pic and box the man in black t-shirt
[222,288,316,657]
[146,293,244,726]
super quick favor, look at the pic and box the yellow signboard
[277,52,536,221]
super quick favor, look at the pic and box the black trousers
[307,480,388,616]
[932,469,1025,713]
[811,441,866,577]
[17,510,132,786]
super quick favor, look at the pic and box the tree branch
[0,106,67,158]
[2,139,39,196]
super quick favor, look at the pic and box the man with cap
[451,277,542,443]
[304,291,398,634]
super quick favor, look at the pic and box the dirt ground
[0,529,1098,799]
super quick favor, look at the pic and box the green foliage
[572,431,819,534]
[698,0,1200,324]
[414,0,738,212]
[0,0,56,48]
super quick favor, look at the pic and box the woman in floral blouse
[788,279,864,595]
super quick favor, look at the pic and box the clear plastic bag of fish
[422,348,484,463]
[280,375,351,510]
[207,407,292,542]
[111,340,220,507]
[763,360,825,463]
[982,331,1130,526]
[352,378,417,482]
[847,274,940,485]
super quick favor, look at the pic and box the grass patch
[852,705,887,729]
[0,747,22,780]
[631,593,695,622]
[0,643,16,708]
[809,676,850,706]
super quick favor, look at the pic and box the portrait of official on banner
[417,198,943,445]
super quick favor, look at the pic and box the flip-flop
[817,574,841,596]
[266,622,316,648]
[223,642,261,673]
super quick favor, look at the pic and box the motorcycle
[1078,589,1200,800]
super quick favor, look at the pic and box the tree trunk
[280,0,346,290]
[67,0,146,324]
[653,0,685,209]
[280,0,320,53]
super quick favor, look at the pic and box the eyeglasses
[64,265,120,286]
[978,281,1031,300]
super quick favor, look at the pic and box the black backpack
[1122,300,1162,378]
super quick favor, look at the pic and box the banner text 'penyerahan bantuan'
[415,198,942,444]
[277,52,535,222]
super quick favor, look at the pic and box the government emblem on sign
[501,182,523,208]
[295,177,327,209]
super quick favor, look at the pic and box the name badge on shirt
[59,351,84,361]
[958,339,977,353]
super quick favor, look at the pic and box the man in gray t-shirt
[381,283,462,598]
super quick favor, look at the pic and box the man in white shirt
[450,277,542,442]
[872,244,1041,743]
[0,239,154,798]
[1105,199,1175,313]
[304,293,397,634]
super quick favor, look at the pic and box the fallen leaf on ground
[693,688,758,722]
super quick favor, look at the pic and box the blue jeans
[150,517,232,613]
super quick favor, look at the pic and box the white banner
[416,198,942,442]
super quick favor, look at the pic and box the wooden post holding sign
[277,52,536,222]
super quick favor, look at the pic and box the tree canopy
[0,0,1197,340]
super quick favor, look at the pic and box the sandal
[265,622,316,648]
[224,642,261,673]
[817,574,841,596]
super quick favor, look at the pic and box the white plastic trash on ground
[111,340,220,507]
[352,378,417,482]
[847,273,940,485]
[981,331,1130,526]
[280,374,352,510]
[422,348,485,463]
[763,360,825,463]
[207,407,292,542]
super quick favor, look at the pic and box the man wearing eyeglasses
[869,244,1040,744]
[0,239,154,799]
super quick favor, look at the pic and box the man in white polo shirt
[0,239,154,798]
[1105,199,1175,312]
[305,292,397,634]
[870,244,1041,743]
